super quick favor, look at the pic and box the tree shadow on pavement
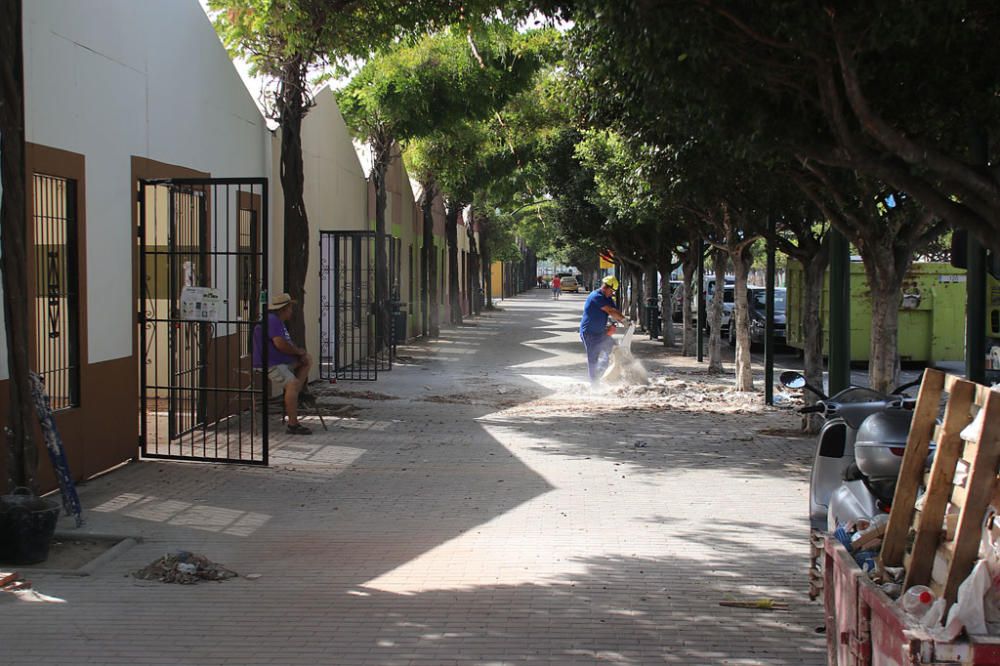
[478,407,814,482]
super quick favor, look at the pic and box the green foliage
[556,0,1000,252]
[338,24,555,151]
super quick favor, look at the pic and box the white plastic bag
[981,516,1000,628]
[923,521,1000,641]
[960,384,1000,442]
[601,324,648,385]
[937,560,990,639]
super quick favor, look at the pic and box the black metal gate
[319,231,399,380]
[138,178,269,464]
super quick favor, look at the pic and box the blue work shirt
[580,289,616,336]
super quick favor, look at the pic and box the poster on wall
[180,286,222,322]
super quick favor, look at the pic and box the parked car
[669,280,684,322]
[704,282,735,334]
[690,275,735,329]
[728,286,787,348]
[558,274,579,293]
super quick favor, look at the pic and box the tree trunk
[802,255,827,432]
[423,194,439,337]
[707,248,726,373]
[444,201,462,325]
[634,267,646,330]
[645,265,654,330]
[628,268,639,321]
[0,0,38,492]
[467,216,482,316]
[481,223,493,309]
[861,241,910,393]
[419,187,433,337]
[658,260,674,347]
[681,255,697,356]
[277,62,311,348]
[731,244,754,391]
[371,152,391,353]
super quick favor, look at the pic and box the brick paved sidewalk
[0,289,825,665]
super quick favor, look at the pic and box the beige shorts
[267,364,296,388]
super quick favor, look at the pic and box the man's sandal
[286,423,311,435]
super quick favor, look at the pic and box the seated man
[252,292,313,435]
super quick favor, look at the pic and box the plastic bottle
[900,585,936,619]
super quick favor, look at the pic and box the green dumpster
[786,261,966,363]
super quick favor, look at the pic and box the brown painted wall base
[0,354,136,494]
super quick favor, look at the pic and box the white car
[704,282,735,334]
[559,275,579,292]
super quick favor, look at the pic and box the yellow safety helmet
[601,275,619,290]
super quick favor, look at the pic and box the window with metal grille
[32,173,80,410]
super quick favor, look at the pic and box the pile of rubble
[133,551,238,584]
[612,377,769,412]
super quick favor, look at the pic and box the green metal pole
[697,239,705,362]
[828,229,851,393]
[967,128,988,384]
[765,215,776,405]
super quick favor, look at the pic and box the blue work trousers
[581,331,614,383]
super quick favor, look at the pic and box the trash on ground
[1,571,28,592]
[0,571,65,603]
[719,598,788,611]
[612,377,765,412]
[133,551,238,584]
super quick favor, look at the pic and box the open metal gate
[319,231,399,381]
[138,178,269,464]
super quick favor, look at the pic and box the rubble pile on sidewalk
[133,551,238,584]
[613,377,769,413]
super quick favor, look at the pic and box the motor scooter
[779,371,923,532]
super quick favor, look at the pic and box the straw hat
[268,292,296,310]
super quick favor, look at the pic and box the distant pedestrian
[579,276,627,384]
[551,275,562,299]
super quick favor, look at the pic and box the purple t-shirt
[252,312,298,368]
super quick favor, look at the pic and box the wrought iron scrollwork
[46,248,61,339]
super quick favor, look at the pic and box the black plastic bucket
[0,489,60,565]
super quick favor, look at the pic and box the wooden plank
[944,375,994,407]
[903,378,976,588]
[951,484,967,510]
[881,368,946,566]
[941,391,1000,604]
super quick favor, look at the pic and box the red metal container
[824,536,1000,664]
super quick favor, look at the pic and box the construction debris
[719,598,789,611]
[1,571,29,592]
[133,551,238,584]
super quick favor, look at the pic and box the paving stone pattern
[0,290,825,665]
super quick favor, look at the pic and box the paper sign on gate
[180,286,222,322]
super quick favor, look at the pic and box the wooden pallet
[879,369,1000,605]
